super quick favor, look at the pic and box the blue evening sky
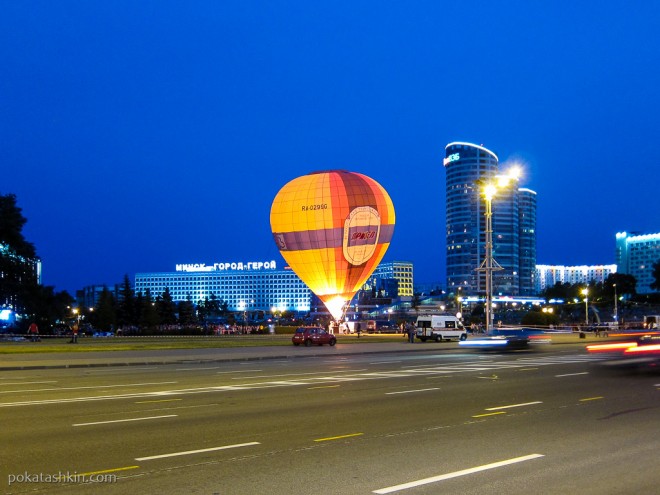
[2,1,659,295]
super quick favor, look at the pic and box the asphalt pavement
[0,333,602,371]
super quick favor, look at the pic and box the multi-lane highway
[1,344,658,494]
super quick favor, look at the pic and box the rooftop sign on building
[175,261,278,272]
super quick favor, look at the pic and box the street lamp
[476,167,521,332]
[478,184,502,332]
[581,288,589,326]
[613,284,618,323]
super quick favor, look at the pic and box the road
[1,343,658,494]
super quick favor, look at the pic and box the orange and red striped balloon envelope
[270,170,395,321]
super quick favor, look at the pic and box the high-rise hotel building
[444,142,537,297]
[616,231,660,294]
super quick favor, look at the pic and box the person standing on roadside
[28,322,39,342]
[69,322,79,344]
[356,322,361,339]
[406,322,416,343]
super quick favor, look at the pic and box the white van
[415,315,467,342]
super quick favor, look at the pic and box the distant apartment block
[535,264,617,293]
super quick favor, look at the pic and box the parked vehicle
[415,315,467,342]
[292,327,337,347]
[643,315,660,329]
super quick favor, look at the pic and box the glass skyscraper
[444,142,537,297]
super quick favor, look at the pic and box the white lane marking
[386,388,439,395]
[86,367,159,373]
[0,354,608,408]
[73,414,178,427]
[370,361,402,364]
[175,367,220,371]
[0,381,178,394]
[231,369,367,379]
[373,454,545,494]
[0,381,58,386]
[555,372,589,377]
[135,442,260,461]
[485,401,542,411]
[216,369,262,374]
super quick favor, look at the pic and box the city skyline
[2,1,659,295]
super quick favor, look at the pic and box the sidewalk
[0,333,601,371]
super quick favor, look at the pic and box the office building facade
[134,259,414,314]
[616,232,660,294]
[444,142,537,297]
[364,261,414,299]
[135,260,312,313]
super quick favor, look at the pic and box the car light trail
[624,344,660,355]
[587,342,637,353]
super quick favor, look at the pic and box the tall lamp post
[613,283,618,323]
[581,288,589,326]
[477,167,521,332]
[480,184,499,332]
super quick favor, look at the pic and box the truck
[415,315,468,342]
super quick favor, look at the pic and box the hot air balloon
[270,170,395,322]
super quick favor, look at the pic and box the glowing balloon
[270,170,395,321]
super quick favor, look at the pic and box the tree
[0,194,38,314]
[521,308,559,327]
[22,284,74,332]
[156,287,177,325]
[138,289,159,330]
[92,286,117,332]
[177,296,196,326]
[117,274,137,328]
[651,260,660,292]
[604,273,637,298]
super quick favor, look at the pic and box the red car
[292,327,337,347]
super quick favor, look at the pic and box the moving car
[292,327,337,347]
[459,335,530,351]
[587,332,660,371]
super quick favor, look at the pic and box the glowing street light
[476,165,522,332]
[581,288,589,325]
